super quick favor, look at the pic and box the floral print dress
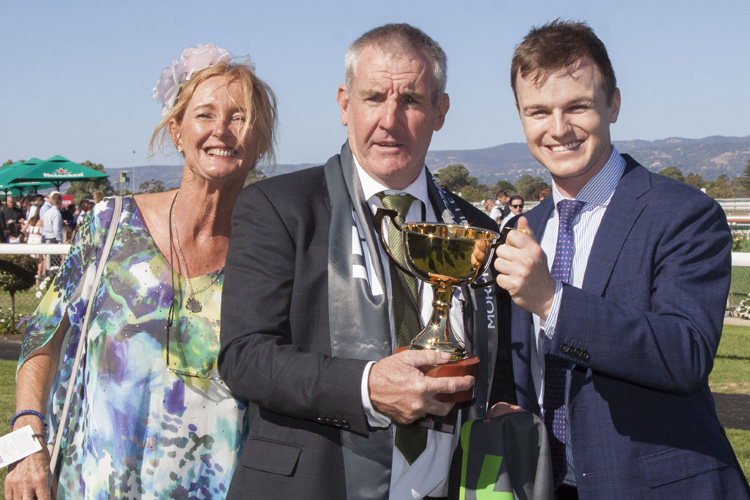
[19,196,247,499]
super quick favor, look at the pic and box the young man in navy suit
[493,20,749,499]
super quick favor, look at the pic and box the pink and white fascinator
[153,43,232,116]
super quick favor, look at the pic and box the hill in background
[112,134,750,189]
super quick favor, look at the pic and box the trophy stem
[410,283,467,361]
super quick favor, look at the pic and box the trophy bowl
[374,208,501,402]
[402,222,499,286]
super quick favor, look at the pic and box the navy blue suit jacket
[510,154,749,498]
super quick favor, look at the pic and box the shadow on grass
[713,393,750,430]
[716,354,750,361]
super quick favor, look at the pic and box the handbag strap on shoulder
[49,195,123,477]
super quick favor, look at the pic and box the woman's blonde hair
[149,61,277,167]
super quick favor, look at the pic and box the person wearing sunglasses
[500,195,524,230]
[7,44,277,499]
[508,196,524,215]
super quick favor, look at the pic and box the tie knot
[556,199,584,224]
[379,193,416,223]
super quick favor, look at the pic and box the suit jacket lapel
[525,198,554,239]
[582,156,651,295]
[505,200,551,414]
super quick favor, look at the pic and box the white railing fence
[733,253,750,267]
[0,244,71,257]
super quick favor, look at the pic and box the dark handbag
[449,411,554,500]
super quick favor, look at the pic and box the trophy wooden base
[395,347,480,402]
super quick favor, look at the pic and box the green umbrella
[0,159,42,182]
[7,155,108,190]
[0,158,56,195]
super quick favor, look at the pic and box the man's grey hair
[344,23,447,105]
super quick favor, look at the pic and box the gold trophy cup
[374,208,501,402]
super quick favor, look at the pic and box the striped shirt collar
[551,146,625,208]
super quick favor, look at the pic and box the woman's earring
[177,146,183,153]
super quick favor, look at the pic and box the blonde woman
[6,44,276,499]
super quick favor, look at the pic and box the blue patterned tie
[544,199,584,486]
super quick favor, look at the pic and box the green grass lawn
[0,288,42,337]
[710,325,750,483]
[710,325,750,394]
[0,289,40,319]
[730,266,750,309]
[0,360,16,499]
[0,325,748,497]
[728,428,750,484]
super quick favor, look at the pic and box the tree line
[433,157,750,202]
[433,163,551,202]
[6,157,750,204]
[656,160,750,199]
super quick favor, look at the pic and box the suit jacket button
[342,421,351,429]
[333,419,341,427]
[582,351,590,360]
[560,344,570,354]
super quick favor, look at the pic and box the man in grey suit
[494,20,749,499]
[219,24,513,499]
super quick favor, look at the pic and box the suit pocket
[240,437,302,476]
[638,435,731,488]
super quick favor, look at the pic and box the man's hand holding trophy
[374,208,502,402]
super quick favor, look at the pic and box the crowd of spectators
[0,191,101,245]
[0,191,99,278]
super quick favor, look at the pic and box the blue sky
[2,1,748,172]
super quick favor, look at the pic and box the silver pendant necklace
[185,297,202,313]
[169,190,224,313]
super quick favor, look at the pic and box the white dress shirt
[354,159,464,499]
[42,205,62,242]
[489,204,503,222]
[38,200,52,219]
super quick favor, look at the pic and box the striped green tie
[379,192,427,464]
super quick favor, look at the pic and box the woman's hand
[8,313,69,500]
[5,448,53,500]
